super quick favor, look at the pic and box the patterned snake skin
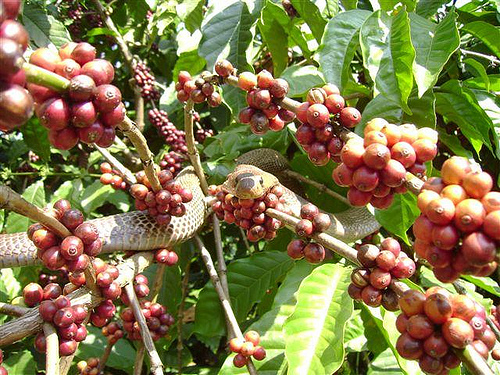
[0,149,380,268]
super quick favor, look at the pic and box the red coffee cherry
[418,354,444,374]
[253,346,266,361]
[454,199,485,233]
[339,107,361,128]
[450,295,475,322]
[376,250,397,271]
[93,84,122,112]
[369,268,391,290]
[382,289,400,311]
[396,332,423,360]
[34,332,47,353]
[399,290,425,317]
[244,331,260,346]
[380,238,401,257]
[350,268,370,288]
[59,339,77,356]
[53,307,75,327]
[461,232,496,266]
[363,143,391,170]
[361,285,382,307]
[396,313,409,333]
[233,353,248,368]
[482,191,500,213]
[61,209,85,230]
[424,293,453,324]
[425,198,455,225]
[483,210,500,240]
[23,283,44,307]
[287,239,305,260]
[441,318,474,348]
[269,78,288,98]
[406,314,434,340]
[357,244,380,268]
[82,59,115,86]
[423,332,449,359]
[69,74,96,102]
[70,42,96,65]
[43,283,62,300]
[462,171,493,199]
[303,243,325,263]
[441,156,472,185]
[440,184,467,206]
[60,236,84,260]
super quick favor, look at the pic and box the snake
[0,149,380,268]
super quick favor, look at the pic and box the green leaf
[468,89,500,158]
[409,11,460,97]
[344,310,367,352]
[259,3,289,76]
[80,181,114,215]
[6,180,46,233]
[173,49,206,80]
[356,94,402,135]
[50,179,83,206]
[290,0,327,42]
[284,263,353,375]
[199,1,262,70]
[415,0,449,18]
[318,10,371,90]
[435,80,494,155]
[106,190,131,212]
[20,119,50,162]
[76,326,135,371]
[0,268,22,300]
[21,2,71,48]
[463,21,500,59]
[195,251,294,337]
[374,192,419,245]
[403,88,436,128]
[368,348,406,375]
[465,74,500,91]
[280,65,325,97]
[219,261,316,374]
[463,275,500,298]
[2,350,36,374]
[464,58,490,92]
[177,0,204,33]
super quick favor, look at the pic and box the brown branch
[114,136,142,169]
[84,264,99,296]
[282,169,351,206]
[0,252,154,347]
[212,215,229,298]
[97,340,115,373]
[117,116,162,192]
[149,263,166,303]
[125,283,163,375]
[0,185,71,238]
[184,100,209,194]
[193,235,258,375]
[43,323,59,375]
[95,144,137,185]
[0,303,29,317]
[134,343,145,375]
[134,89,145,132]
[177,260,191,375]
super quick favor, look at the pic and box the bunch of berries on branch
[209,184,289,242]
[176,70,222,106]
[77,357,100,375]
[36,295,89,356]
[130,169,193,225]
[0,0,34,132]
[28,42,125,150]
[237,69,296,134]
[396,287,495,373]
[134,61,160,101]
[332,118,438,208]
[38,269,69,287]
[23,281,64,307]
[99,162,128,190]
[154,248,179,266]
[348,238,416,310]
[148,108,188,154]
[0,349,5,375]
[295,85,363,166]
[229,331,267,368]
[102,321,124,344]
[90,299,118,328]
[413,156,499,282]
[286,203,332,263]
[159,151,185,177]
[28,199,101,272]
[69,258,122,301]
[195,127,214,143]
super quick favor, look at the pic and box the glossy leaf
[5,180,45,233]
[2,350,36,374]
[80,181,114,215]
[368,348,407,375]
[259,3,289,76]
[416,0,449,18]
[409,12,460,97]
[22,2,71,48]
[284,263,353,375]
[464,58,490,92]
[289,0,327,42]
[20,119,50,162]
[463,21,500,59]
[280,65,325,97]
[318,10,371,90]
[403,88,436,128]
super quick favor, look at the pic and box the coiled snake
[0,149,380,268]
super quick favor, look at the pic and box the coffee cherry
[381,288,400,311]
[418,354,444,374]
[59,339,77,356]
[407,314,435,340]
[312,213,331,232]
[61,209,84,230]
[380,238,401,257]
[369,268,391,289]
[399,290,425,316]
[441,157,472,185]
[361,285,382,307]
[332,164,354,187]
[396,313,409,333]
[32,228,58,251]
[339,107,361,128]
[441,318,474,348]
[462,171,493,199]
[269,78,288,98]
[424,293,453,324]
[481,191,500,213]
[0,83,34,131]
[425,198,455,225]
[43,283,63,300]
[357,244,380,268]
[413,139,438,162]
[54,307,75,327]
[303,243,325,263]
[70,42,96,65]
[23,283,44,307]
[253,346,266,361]
[69,74,96,102]
[376,250,397,271]
[483,211,500,240]
[461,232,496,266]
[380,159,406,187]
[82,59,115,86]
[348,284,363,300]
[396,332,423,360]
[454,198,486,233]
[233,353,248,368]
[74,222,99,245]
[351,268,370,288]
[295,219,313,237]
[238,72,257,91]
[423,332,449,359]
[287,239,305,259]
[93,84,122,112]
[34,332,47,353]
[29,47,61,72]
[244,331,260,346]
[450,295,475,322]
[60,236,84,260]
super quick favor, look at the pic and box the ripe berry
[380,238,401,257]
[369,268,391,289]
[425,198,455,225]
[363,143,391,170]
[69,74,96,102]
[240,341,255,356]
[350,268,370,288]
[399,290,425,316]
[413,139,437,162]
[361,285,382,307]
[244,331,260,346]
[461,232,496,266]
[423,332,449,358]
[61,209,84,230]
[82,59,115,86]
[481,191,500,213]
[60,236,84,260]
[357,244,379,268]
[295,219,313,237]
[287,239,305,259]
[339,107,361,128]
[238,72,257,91]
[303,243,325,263]
[233,353,248,368]
[376,250,396,271]
[23,283,43,307]
[380,159,406,187]
[441,156,472,185]
[59,339,77,356]
[306,103,329,128]
[396,332,423,360]
[483,211,500,240]
[407,314,435,340]
[43,283,62,300]
[352,166,379,192]
[70,42,96,65]
[418,354,444,374]
[269,78,288,98]
[93,84,122,112]
[312,213,331,232]
[53,307,75,327]
[253,346,266,361]
[424,293,453,324]
[462,171,493,199]
[441,318,474,348]
[34,332,47,353]
[396,313,409,333]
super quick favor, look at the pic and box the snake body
[0,149,380,268]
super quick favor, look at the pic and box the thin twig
[23,63,70,92]
[134,89,145,131]
[43,323,59,375]
[149,263,166,303]
[95,145,137,185]
[239,227,251,251]
[97,340,115,373]
[455,345,494,375]
[0,302,29,317]
[134,343,145,375]
[117,117,162,192]
[212,215,229,298]
[0,185,71,238]
[460,49,500,66]
[282,169,351,206]
[193,235,258,375]
[125,283,164,375]
[114,136,142,168]
[184,100,209,193]
[177,260,191,375]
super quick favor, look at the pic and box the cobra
[0,149,380,268]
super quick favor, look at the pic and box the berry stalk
[23,62,70,91]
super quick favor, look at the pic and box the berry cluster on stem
[99,162,128,190]
[176,70,222,106]
[134,61,160,101]
[229,331,266,368]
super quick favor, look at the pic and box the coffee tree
[0,0,499,374]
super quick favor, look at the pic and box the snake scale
[0,149,380,268]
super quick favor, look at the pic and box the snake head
[222,165,279,199]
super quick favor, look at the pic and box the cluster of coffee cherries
[348,238,416,310]
[236,69,296,135]
[286,203,331,263]
[28,199,101,272]
[413,156,499,282]
[295,85,362,166]
[28,42,125,150]
[159,151,185,177]
[154,248,179,266]
[90,299,117,328]
[332,119,438,208]
[176,70,222,106]
[36,294,89,356]
[0,349,5,375]
[229,331,266,368]
[23,281,63,307]
[133,61,160,101]
[99,162,128,190]
[148,108,188,154]
[77,357,100,375]
[396,287,496,373]
[0,0,34,132]
[101,321,124,344]
[195,128,214,143]
[130,169,193,225]
[210,184,289,242]
[38,269,69,287]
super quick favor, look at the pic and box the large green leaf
[176,0,204,33]
[318,10,371,90]
[80,181,114,215]
[360,10,415,112]
[368,348,407,375]
[2,350,36,374]
[21,2,71,48]
[5,180,46,233]
[435,80,494,155]
[259,3,289,76]
[289,0,327,42]
[403,88,436,128]
[219,261,316,374]
[284,263,353,375]
[280,65,325,97]
[463,21,500,59]
[409,12,460,97]
[415,0,449,18]
[463,275,500,298]
[194,251,294,337]
[20,119,50,162]
[374,192,419,245]
[199,1,262,70]
[0,268,22,301]
[356,94,402,135]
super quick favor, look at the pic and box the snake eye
[259,176,264,185]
